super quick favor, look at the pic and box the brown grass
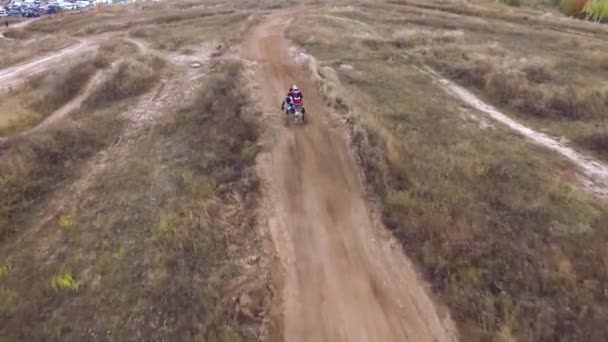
[0,61,267,341]
[289,5,608,341]
[422,43,608,121]
[0,54,105,136]
[128,11,249,51]
[27,57,102,116]
[0,32,75,69]
[364,0,608,159]
[2,28,34,39]
[576,132,608,159]
[83,55,165,109]
[0,107,124,242]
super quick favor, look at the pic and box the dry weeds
[0,61,267,341]
[0,54,104,136]
[83,54,165,109]
[289,4,608,341]
[345,0,608,160]
[0,32,75,69]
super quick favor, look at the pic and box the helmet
[290,85,299,91]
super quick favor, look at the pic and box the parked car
[0,8,8,17]
[59,3,75,10]
[75,1,90,9]
[46,5,59,14]
[22,7,40,17]
[9,7,22,15]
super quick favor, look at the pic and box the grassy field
[0,60,267,340]
[288,3,608,341]
[0,49,162,240]
[0,4,272,339]
[2,0,606,340]
[350,0,608,161]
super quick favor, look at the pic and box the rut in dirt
[243,13,458,342]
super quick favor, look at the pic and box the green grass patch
[57,212,78,231]
[51,272,76,291]
[0,262,11,280]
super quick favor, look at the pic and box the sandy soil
[243,13,459,342]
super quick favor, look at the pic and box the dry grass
[0,107,124,241]
[83,54,165,109]
[26,56,102,115]
[340,0,608,160]
[0,94,40,136]
[1,7,267,339]
[0,41,162,238]
[0,32,75,69]
[128,11,249,52]
[0,61,266,341]
[0,37,144,137]
[0,54,105,136]
[576,132,608,159]
[289,5,608,341]
[418,42,608,121]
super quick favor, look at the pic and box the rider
[286,85,304,113]
[289,85,303,104]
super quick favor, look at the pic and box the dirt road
[243,14,458,342]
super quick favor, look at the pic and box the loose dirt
[243,14,458,342]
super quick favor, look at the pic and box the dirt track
[243,14,458,342]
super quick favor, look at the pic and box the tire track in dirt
[243,13,458,342]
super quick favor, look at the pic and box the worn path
[243,13,458,342]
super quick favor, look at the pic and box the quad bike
[281,101,306,125]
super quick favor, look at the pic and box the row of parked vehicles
[0,0,95,17]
